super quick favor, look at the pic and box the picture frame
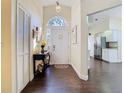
[72,25,77,44]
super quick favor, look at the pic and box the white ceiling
[88,6,122,23]
[37,0,75,7]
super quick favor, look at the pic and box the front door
[51,28,69,64]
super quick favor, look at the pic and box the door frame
[16,3,31,92]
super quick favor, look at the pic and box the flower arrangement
[41,40,47,46]
[41,40,47,53]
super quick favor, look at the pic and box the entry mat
[54,64,69,69]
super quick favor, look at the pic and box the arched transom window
[48,16,67,26]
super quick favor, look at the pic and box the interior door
[17,8,24,92]
[17,6,30,93]
[51,28,69,64]
[23,14,30,87]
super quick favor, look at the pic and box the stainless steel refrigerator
[94,36,106,60]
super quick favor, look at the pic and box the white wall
[18,0,43,29]
[1,0,12,93]
[109,17,122,31]
[71,0,83,79]
[71,0,88,80]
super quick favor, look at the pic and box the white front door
[17,6,30,93]
[51,28,69,64]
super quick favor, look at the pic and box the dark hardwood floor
[21,58,122,93]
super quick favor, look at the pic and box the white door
[51,28,69,64]
[23,14,30,87]
[17,8,24,92]
[17,6,30,93]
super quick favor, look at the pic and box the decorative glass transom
[48,16,66,26]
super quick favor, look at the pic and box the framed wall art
[72,25,77,44]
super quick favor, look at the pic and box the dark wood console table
[33,52,50,76]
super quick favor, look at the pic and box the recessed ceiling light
[95,18,98,21]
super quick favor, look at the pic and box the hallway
[21,59,122,93]
[1,0,122,92]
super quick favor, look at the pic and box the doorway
[51,28,69,64]
[46,16,70,65]
[87,5,122,69]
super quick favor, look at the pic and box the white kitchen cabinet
[106,31,118,42]
[102,49,121,63]
[102,49,108,61]
[108,49,118,62]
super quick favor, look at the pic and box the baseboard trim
[80,74,88,81]
[71,63,88,81]
[71,63,81,78]
[30,75,34,82]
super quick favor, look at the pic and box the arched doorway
[45,16,70,65]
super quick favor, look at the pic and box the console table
[33,52,50,76]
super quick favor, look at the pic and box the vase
[41,45,45,53]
